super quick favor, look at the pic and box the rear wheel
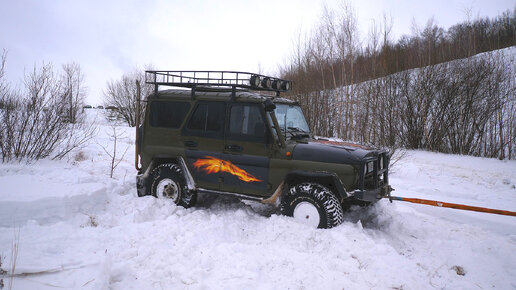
[280,182,344,229]
[149,163,197,208]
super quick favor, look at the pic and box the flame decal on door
[193,156,263,183]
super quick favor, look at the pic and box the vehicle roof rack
[145,71,292,97]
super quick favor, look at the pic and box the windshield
[274,104,310,133]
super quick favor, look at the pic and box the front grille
[360,152,389,190]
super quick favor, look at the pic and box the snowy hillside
[0,110,515,289]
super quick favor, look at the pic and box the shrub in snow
[102,66,154,127]
[0,51,96,162]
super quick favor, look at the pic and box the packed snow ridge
[0,110,515,289]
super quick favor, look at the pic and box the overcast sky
[1,0,514,105]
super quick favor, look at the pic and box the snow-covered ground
[0,110,515,289]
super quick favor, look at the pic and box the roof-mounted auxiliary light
[261,77,272,88]
[250,75,261,87]
[272,79,282,90]
[281,81,291,91]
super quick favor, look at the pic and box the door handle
[184,140,198,148]
[225,144,242,152]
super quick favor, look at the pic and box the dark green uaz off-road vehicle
[136,71,392,228]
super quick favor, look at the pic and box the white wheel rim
[293,202,320,227]
[156,178,179,202]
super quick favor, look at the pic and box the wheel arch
[140,154,196,196]
[284,170,348,201]
[148,162,197,208]
[151,155,182,167]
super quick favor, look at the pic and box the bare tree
[337,1,360,140]
[0,50,10,159]
[103,66,154,127]
[98,123,130,178]
[0,50,8,104]
[60,62,86,124]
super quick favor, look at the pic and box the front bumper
[351,184,394,202]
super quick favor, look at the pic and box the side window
[186,103,207,131]
[149,101,190,128]
[184,102,226,138]
[228,104,267,143]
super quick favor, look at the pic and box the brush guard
[352,151,392,202]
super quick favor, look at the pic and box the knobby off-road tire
[149,163,197,208]
[281,182,344,229]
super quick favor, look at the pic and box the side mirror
[264,99,276,112]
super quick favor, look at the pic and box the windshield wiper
[287,126,302,132]
[286,127,310,139]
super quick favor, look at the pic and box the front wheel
[149,163,197,208]
[280,183,344,229]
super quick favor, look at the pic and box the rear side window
[149,101,190,128]
[184,102,226,138]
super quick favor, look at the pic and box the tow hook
[379,185,394,202]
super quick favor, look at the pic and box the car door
[220,103,271,196]
[182,101,226,190]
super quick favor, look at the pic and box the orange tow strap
[387,196,516,217]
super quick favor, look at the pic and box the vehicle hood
[291,139,377,165]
